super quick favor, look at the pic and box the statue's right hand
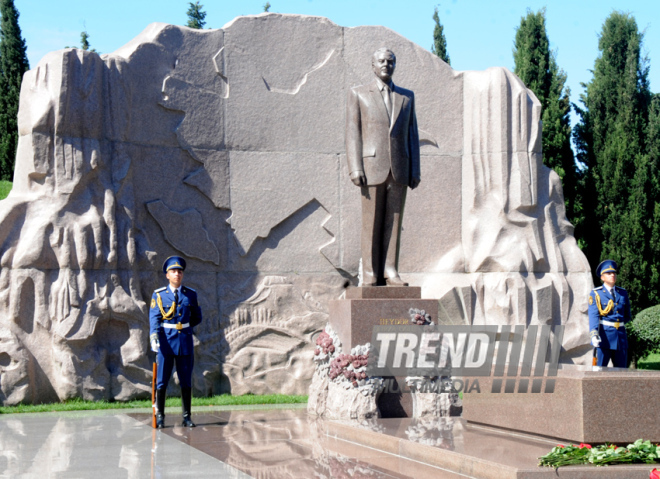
[350,171,367,187]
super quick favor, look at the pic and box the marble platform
[462,364,660,444]
[1,405,656,478]
[326,414,657,479]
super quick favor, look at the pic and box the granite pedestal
[329,286,440,417]
[462,364,660,444]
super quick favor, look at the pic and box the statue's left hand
[410,177,421,189]
[350,171,367,187]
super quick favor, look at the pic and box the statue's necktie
[384,85,392,120]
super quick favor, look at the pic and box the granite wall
[0,13,591,405]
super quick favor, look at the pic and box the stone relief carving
[221,275,345,396]
[0,14,591,404]
[146,200,220,264]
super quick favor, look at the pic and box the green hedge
[0,181,11,200]
[628,304,660,364]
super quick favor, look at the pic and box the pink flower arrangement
[329,353,369,387]
[315,330,335,355]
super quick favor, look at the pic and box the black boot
[181,387,195,427]
[156,387,166,429]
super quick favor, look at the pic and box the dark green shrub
[627,305,660,365]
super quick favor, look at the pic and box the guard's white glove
[150,334,160,353]
[590,335,601,348]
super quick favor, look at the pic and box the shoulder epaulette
[154,287,166,293]
[593,286,603,291]
[184,286,196,293]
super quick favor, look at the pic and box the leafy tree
[513,9,576,222]
[186,1,206,29]
[431,6,450,65]
[574,11,653,312]
[263,2,271,12]
[0,0,29,181]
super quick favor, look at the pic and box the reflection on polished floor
[0,405,466,479]
[128,406,464,478]
[3,405,654,478]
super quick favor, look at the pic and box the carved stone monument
[0,14,591,406]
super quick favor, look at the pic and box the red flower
[650,468,660,479]
[579,443,592,449]
[557,444,564,448]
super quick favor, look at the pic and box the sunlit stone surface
[0,13,590,405]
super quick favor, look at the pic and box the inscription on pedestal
[331,287,437,349]
[329,287,440,417]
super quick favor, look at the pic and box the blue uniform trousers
[596,346,627,368]
[157,350,194,389]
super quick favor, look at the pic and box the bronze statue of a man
[345,47,420,286]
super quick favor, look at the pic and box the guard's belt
[600,320,626,329]
[162,322,190,330]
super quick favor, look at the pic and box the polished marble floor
[0,405,465,478]
[2,405,654,478]
[128,406,467,478]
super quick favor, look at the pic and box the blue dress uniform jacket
[149,285,202,355]
[588,286,631,352]
[149,285,202,389]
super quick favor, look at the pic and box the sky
[13,0,660,129]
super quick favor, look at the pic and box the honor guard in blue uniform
[149,256,202,428]
[588,260,631,368]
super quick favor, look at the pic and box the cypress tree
[0,0,29,181]
[574,12,652,312]
[644,95,660,307]
[81,31,90,51]
[431,7,450,65]
[186,1,207,29]
[79,29,97,53]
[513,9,576,221]
[513,9,551,103]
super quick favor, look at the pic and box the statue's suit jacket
[345,79,420,186]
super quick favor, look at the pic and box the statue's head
[371,48,396,83]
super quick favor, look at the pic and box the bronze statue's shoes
[385,276,408,286]
[181,416,196,427]
[361,273,377,287]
